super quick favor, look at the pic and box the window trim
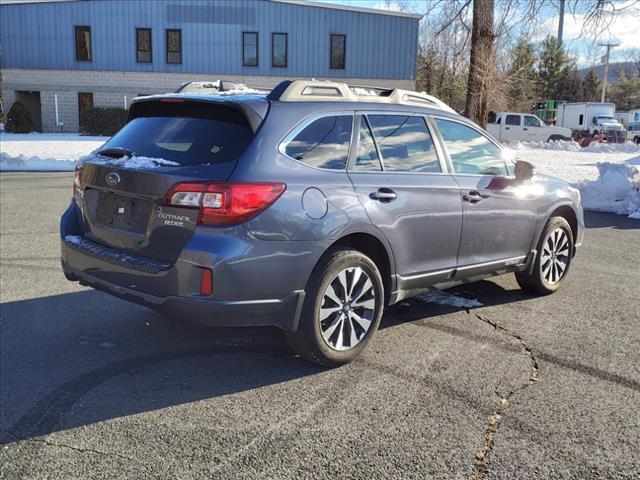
[74,25,92,62]
[242,31,259,67]
[428,114,514,179]
[166,28,182,64]
[330,34,346,70]
[278,111,355,172]
[347,111,448,175]
[136,27,152,64]
[271,32,288,68]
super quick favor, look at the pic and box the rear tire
[286,248,384,367]
[516,217,574,295]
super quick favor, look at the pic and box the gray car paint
[60,92,584,330]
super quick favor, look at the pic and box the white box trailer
[556,102,626,143]
[627,109,640,144]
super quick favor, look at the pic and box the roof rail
[269,79,456,113]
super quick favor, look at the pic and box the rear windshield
[101,101,254,166]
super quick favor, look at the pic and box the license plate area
[94,192,153,234]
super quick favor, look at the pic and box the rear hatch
[76,97,266,262]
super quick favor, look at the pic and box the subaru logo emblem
[105,172,121,186]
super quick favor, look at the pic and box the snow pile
[1,132,107,171]
[577,156,640,219]
[511,139,640,154]
[89,155,179,169]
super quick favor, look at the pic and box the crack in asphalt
[24,437,135,463]
[467,310,539,480]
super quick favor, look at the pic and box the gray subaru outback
[61,80,584,366]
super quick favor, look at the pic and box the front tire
[516,217,574,295]
[286,248,384,367]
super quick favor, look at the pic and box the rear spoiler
[127,96,267,133]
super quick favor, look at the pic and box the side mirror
[514,160,534,180]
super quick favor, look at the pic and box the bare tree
[465,0,495,127]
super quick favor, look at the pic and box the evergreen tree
[581,68,601,101]
[608,71,640,110]
[559,66,582,102]
[507,38,536,110]
[536,35,572,100]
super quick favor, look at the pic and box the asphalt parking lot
[1,172,639,480]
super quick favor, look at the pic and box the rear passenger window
[353,117,382,171]
[505,115,521,126]
[367,115,441,173]
[285,115,352,170]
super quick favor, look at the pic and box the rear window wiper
[97,147,134,159]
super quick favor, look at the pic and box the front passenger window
[434,119,508,176]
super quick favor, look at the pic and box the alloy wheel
[540,228,570,285]
[319,267,376,351]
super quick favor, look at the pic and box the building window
[272,33,287,68]
[166,29,182,64]
[78,92,93,124]
[243,32,258,67]
[330,34,345,70]
[136,28,152,63]
[75,26,92,61]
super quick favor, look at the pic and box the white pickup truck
[486,112,572,143]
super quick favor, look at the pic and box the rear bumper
[62,254,304,330]
[60,199,308,331]
[61,246,305,330]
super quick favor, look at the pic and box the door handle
[462,190,488,203]
[505,127,510,130]
[370,188,397,202]
[523,127,528,131]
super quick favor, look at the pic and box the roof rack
[268,79,456,113]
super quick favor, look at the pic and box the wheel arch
[548,204,579,251]
[322,232,395,306]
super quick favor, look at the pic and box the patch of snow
[416,289,483,309]
[64,235,83,245]
[1,132,107,171]
[214,87,267,96]
[89,155,179,169]
[510,139,640,154]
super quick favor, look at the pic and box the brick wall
[1,68,416,133]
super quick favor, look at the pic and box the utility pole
[558,0,565,45]
[598,40,620,103]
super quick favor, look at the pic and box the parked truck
[627,109,640,144]
[556,102,626,143]
[486,112,571,143]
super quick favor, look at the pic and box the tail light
[73,166,83,195]
[165,182,286,226]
